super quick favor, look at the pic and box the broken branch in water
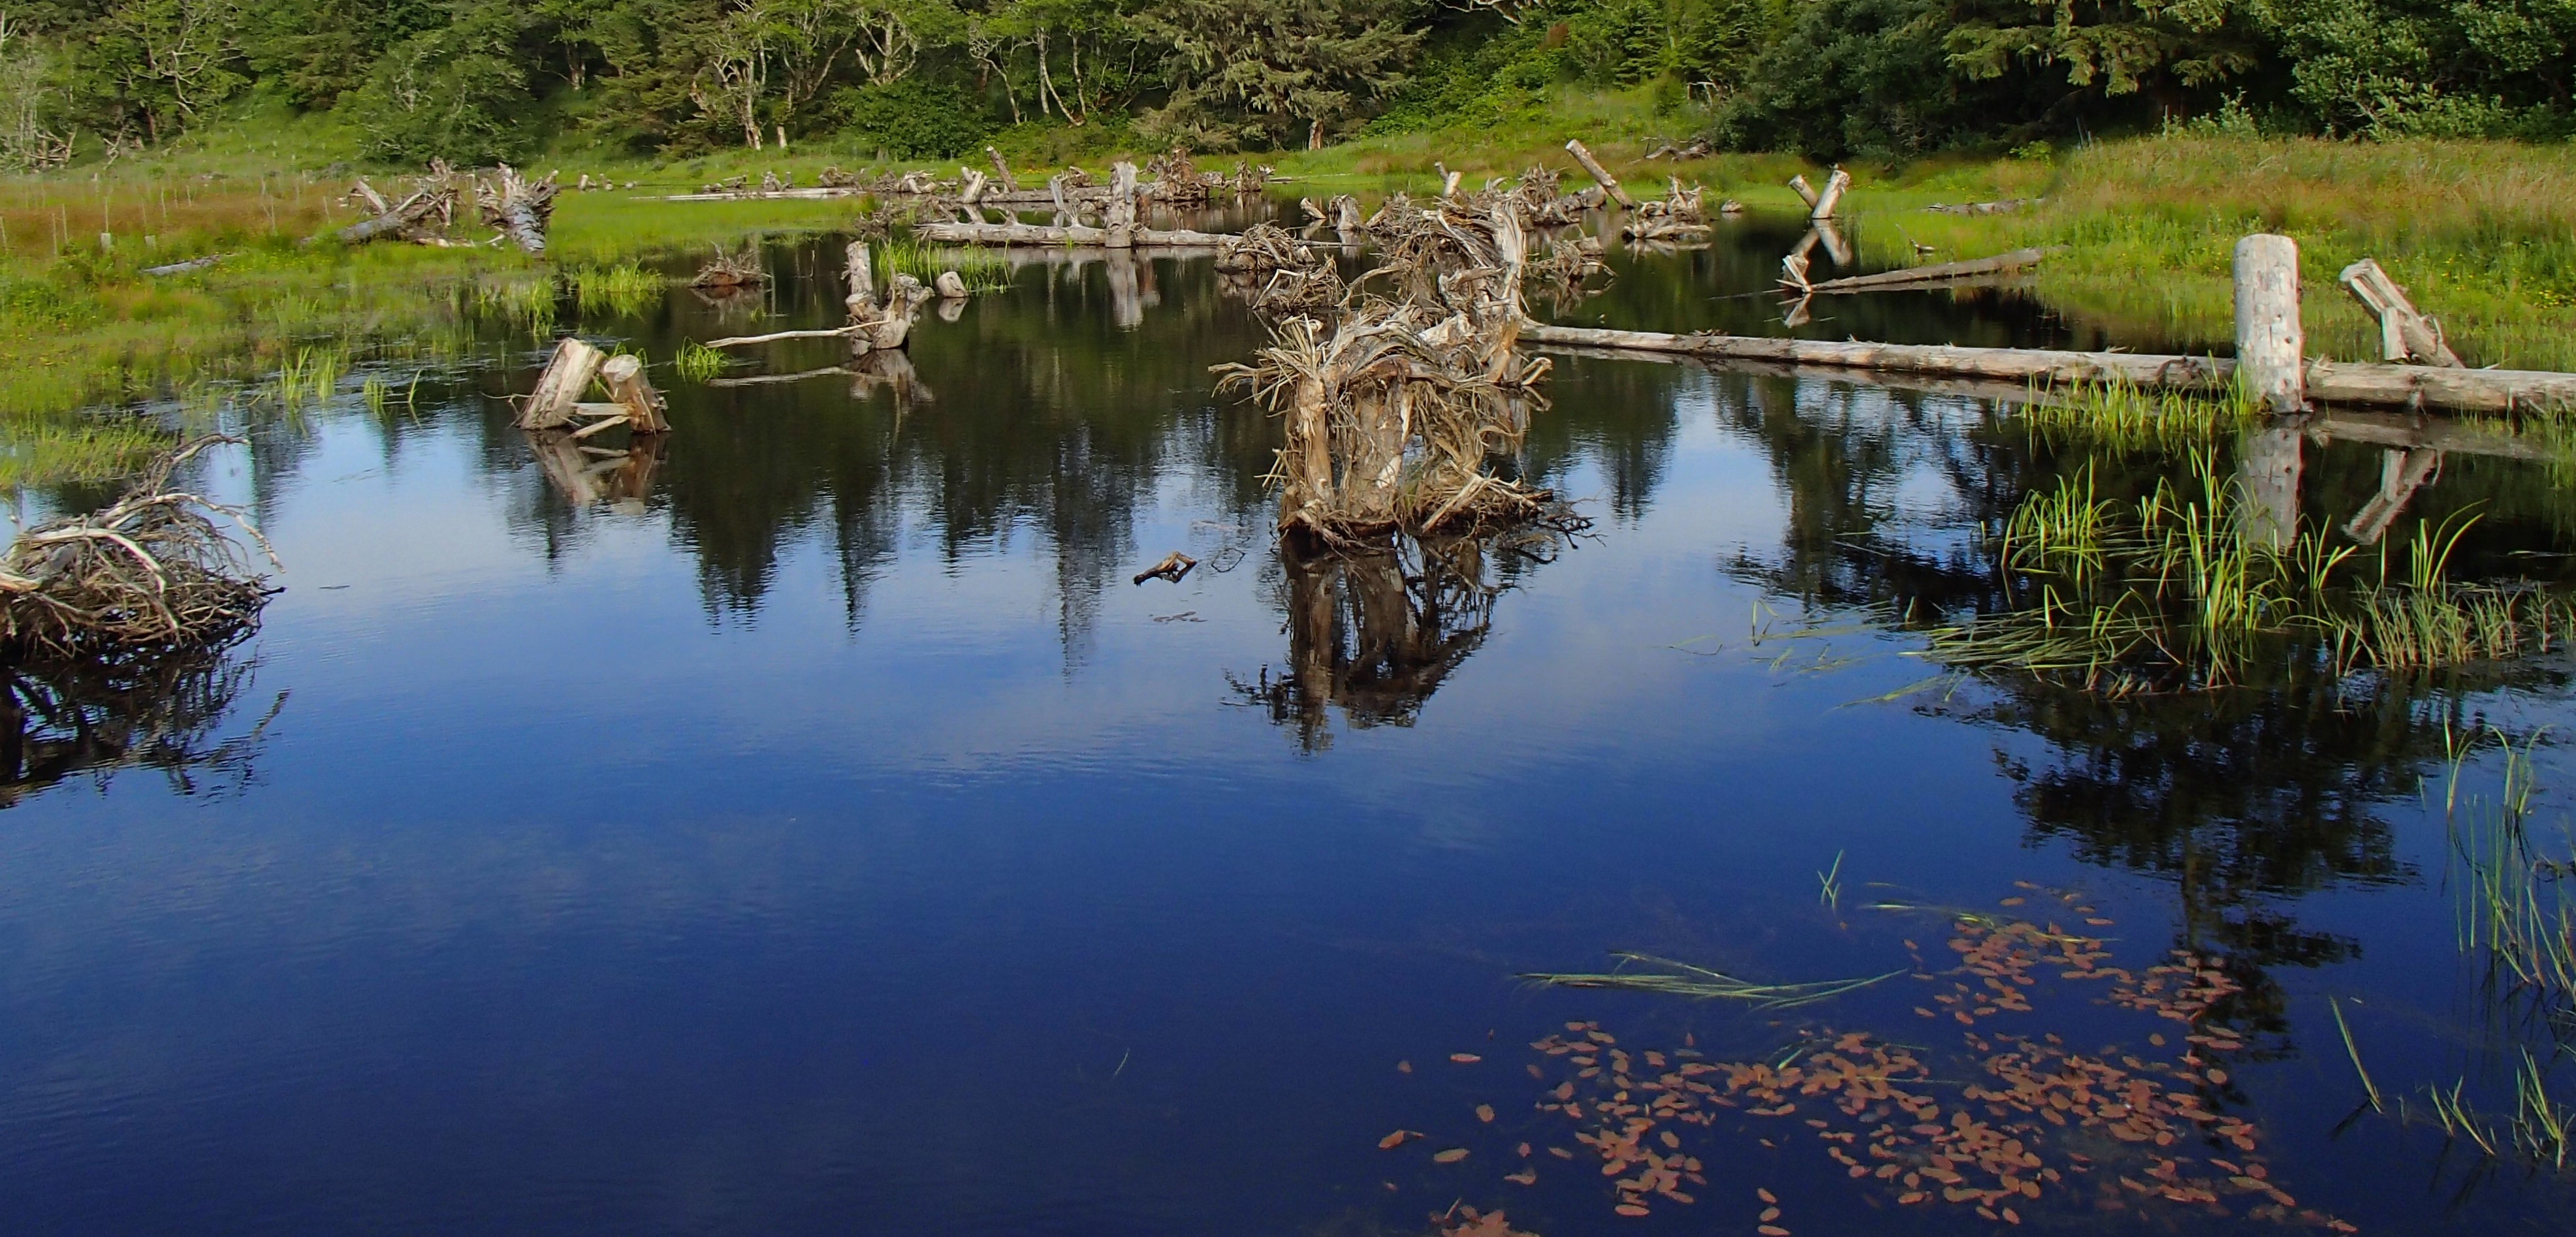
[1133,552,1198,585]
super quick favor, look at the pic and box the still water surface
[1,222,2572,1234]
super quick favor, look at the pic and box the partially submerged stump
[522,339,668,435]
[1218,193,1560,542]
[0,437,276,656]
[692,245,767,289]
[477,165,558,255]
[520,337,607,430]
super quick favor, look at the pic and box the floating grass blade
[1519,953,1901,1009]
[2329,997,2382,1112]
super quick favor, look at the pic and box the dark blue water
[1,235,2572,1235]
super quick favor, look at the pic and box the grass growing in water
[1933,454,2575,691]
[2014,381,2263,454]
[874,240,1010,292]
[672,341,728,383]
[571,264,666,318]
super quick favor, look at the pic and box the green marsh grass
[572,264,666,318]
[874,240,1010,292]
[672,341,728,383]
[2013,382,2263,454]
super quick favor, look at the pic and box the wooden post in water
[598,354,669,433]
[2233,234,2305,413]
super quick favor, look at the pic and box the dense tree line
[0,0,2568,170]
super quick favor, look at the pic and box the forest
[1,0,2571,170]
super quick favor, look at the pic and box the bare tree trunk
[986,146,1019,192]
[845,240,876,317]
[599,353,669,433]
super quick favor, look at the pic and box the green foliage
[1141,0,1427,148]
[835,78,991,157]
[338,1,533,164]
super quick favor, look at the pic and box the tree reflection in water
[0,637,283,808]
[1233,524,1578,751]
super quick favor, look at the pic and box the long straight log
[705,325,867,348]
[1802,247,2054,294]
[334,189,439,245]
[914,221,1237,246]
[1564,140,1636,209]
[1516,322,2576,414]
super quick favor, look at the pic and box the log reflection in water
[0,640,283,808]
[1233,524,1575,750]
[526,429,667,510]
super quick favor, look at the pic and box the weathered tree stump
[934,271,969,298]
[520,337,606,430]
[2338,258,2461,368]
[845,241,877,318]
[598,354,669,433]
[2234,234,2306,413]
[1105,161,1140,249]
[986,148,1019,193]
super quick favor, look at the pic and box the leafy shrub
[336,7,530,164]
[835,80,993,160]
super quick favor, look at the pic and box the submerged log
[1800,247,2055,294]
[2234,234,2305,413]
[519,337,607,430]
[2339,258,2462,367]
[1565,139,1636,209]
[1517,322,2576,413]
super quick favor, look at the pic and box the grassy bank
[5,93,2575,488]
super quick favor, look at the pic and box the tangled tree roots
[1216,223,1344,313]
[0,438,278,656]
[1220,191,1584,544]
[477,165,559,254]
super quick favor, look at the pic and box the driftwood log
[1516,322,2576,414]
[1799,247,2056,294]
[2339,258,2462,367]
[915,221,1235,247]
[987,148,1020,193]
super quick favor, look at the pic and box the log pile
[1216,223,1343,313]
[477,165,558,255]
[1219,191,1561,542]
[0,437,276,656]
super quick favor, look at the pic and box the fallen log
[336,187,443,245]
[1800,247,2055,294]
[1926,198,2041,215]
[1516,322,2576,413]
[914,221,1237,246]
[144,253,226,276]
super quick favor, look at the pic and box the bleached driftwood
[915,221,1236,246]
[987,147,1020,193]
[596,354,669,433]
[1514,322,2576,414]
[2339,258,2462,368]
[846,241,877,317]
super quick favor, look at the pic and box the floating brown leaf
[1476,1104,1497,1123]
[1452,1053,1484,1064]
[1433,1148,1471,1163]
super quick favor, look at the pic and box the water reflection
[1232,525,1576,751]
[0,641,282,808]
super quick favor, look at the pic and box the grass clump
[873,240,1010,292]
[671,340,728,383]
[571,264,665,318]
[2014,381,2263,454]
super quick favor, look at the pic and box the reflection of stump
[2237,422,2303,550]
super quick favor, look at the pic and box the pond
[1,215,2571,1236]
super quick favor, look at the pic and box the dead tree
[986,147,1020,192]
[1564,138,1636,208]
[477,165,559,254]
